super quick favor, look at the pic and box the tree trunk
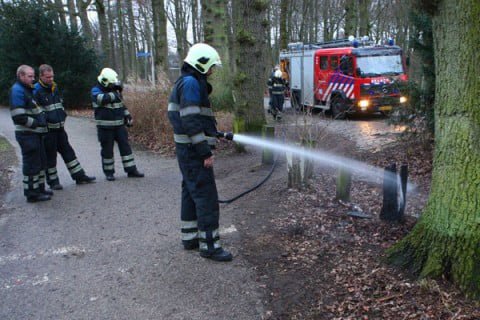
[279,0,288,50]
[152,0,168,74]
[388,0,480,298]
[67,0,78,31]
[232,0,268,135]
[107,0,117,70]
[95,0,111,64]
[53,0,67,27]
[358,0,370,37]
[125,0,138,80]
[344,0,356,37]
[116,0,128,80]
[77,0,94,42]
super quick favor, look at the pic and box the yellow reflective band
[10,108,26,116]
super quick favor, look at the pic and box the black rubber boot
[76,175,96,185]
[50,183,63,190]
[27,193,51,203]
[200,248,233,262]
[182,239,199,250]
[106,174,115,181]
[127,169,144,178]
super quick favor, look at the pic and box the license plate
[379,106,392,111]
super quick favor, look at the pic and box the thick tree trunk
[116,0,128,80]
[388,0,480,298]
[126,0,138,80]
[107,0,117,70]
[232,0,267,135]
[53,0,67,27]
[152,0,169,74]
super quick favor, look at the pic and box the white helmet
[184,43,222,74]
[274,70,283,78]
[98,68,119,87]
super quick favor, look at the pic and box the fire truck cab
[279,38,408,118]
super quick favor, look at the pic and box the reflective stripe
[272,92,284,95]
[273,83,284,87]
[48,174,59,180]
[199,230,219,239]
[47,167,57,174]
[103,158,114,164]
[103,164,114,170]
[179,106,201,117]
[22,108,43,115]
[190,132,206,144]
[10,108,26,116]
[124,109,130,116]
[168,103,180,111]
[121,154,134,161]
[182,232,198,241]
[92,102,99,109]
[123,160,136,168]
[26,118,34,127]
[200,107,214,117]
[69,165,83,174]
[43,103,64,112]
[173,134,191,144]
[48,122,64,129]
[95,120,124,126]
[109,92,116,101]
[182,220,198,229]
[66,159,80,169]
[97,94,104,105]
[15,125,48,133]
[206,136,217,146]
[199,241,221,250]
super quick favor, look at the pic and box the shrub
[0,1,98,107]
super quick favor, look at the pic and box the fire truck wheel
[331,97,347,120]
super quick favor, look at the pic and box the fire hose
[216,131,280,204]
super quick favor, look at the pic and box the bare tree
[166,0,190,59]
[152,0,169,73]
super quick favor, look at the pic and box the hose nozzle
[217,131,234,141]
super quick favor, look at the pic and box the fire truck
[279,37,408,118]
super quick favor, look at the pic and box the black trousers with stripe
[97,126,136,175]
[176,143,220,232]
[15,131,47,197]
[44,128,84,185]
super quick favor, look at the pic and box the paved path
[0,107,263,320]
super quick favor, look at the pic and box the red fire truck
[279,38,408,118]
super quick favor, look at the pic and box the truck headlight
[358,100,370,110]
[400,96,407,103]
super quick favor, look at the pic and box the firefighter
[168,43,233,262]
[34,64,96,189]
[9,65,51,202]
[267,65,279,111]
[270,69,286,120]
[91,68,144,181]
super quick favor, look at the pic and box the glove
[124,114,133,127]
[113,82,123,93]
[216,131,234,141]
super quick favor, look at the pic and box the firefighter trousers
[15,131,47,197]
[97,126,137,175]
[44,128,85,185]
[175,143,222,253]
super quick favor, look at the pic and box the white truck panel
[280,50,315,107]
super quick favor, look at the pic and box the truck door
[316,55,329,103]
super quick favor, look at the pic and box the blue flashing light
[388,38,394,46]
[353,39,359,48]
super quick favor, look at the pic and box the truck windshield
[356,55,403,77]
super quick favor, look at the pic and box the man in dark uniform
[9,65,51,202]
[168,43,233,262]
[270,69,286,120]
[91,68,144,181]
[34,64,96,190]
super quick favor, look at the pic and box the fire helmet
[98,68,119,87]
[184,43,222,74]
[274,70,283,78]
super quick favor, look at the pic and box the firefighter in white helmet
[91,68,144,181]
[167,43,233,262]
[269,69,286,120]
